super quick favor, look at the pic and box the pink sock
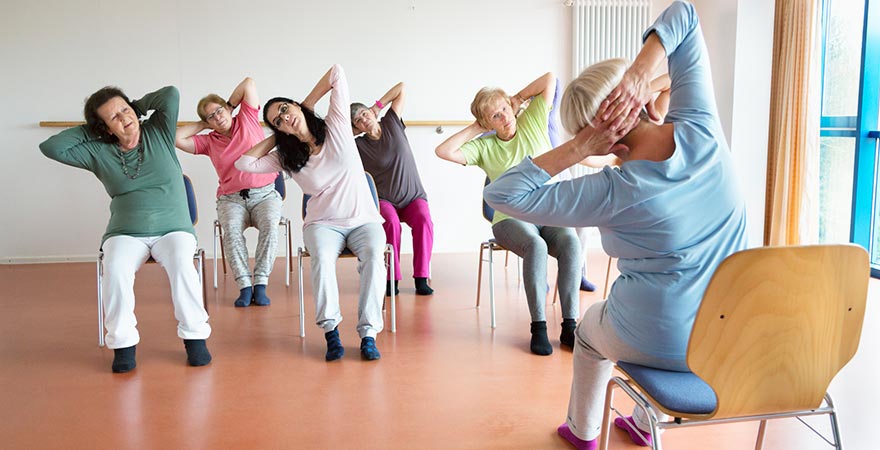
[557,423,597,450]
[614,416,652,447]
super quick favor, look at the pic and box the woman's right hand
[602,68,653,122]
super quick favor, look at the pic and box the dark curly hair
[84,86,137,144]
[263,97,327,174]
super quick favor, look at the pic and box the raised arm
[227,76,259,109]
[39,125,99,170]
[511,72,555,112]
[435,121,487,165]
[373,82,406,118]
[131,86,180,135]
[174,121,209,154]
[647,74,671,123]
[234,135,281,173]
[302,66,335,111]
[532,101,639,176]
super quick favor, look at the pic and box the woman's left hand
[574,100,640,159]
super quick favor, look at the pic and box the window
[819,0,880,275]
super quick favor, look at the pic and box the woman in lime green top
[40,85,212,373]
[435,73,582,356]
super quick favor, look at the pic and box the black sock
[112,345,137,373]
[414,277,434,295]
[360,337,381,361]
[385,280,399,297]
[325,327,345,361]
[560,318,577,348]
[184,339,212,366]
[530,321,553,356]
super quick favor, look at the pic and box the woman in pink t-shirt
[236,65,386,362]
[175,77,282,308]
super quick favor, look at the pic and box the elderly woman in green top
[40,85,212,373]
[435,73,582,356]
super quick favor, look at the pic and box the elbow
[482,184,508,210]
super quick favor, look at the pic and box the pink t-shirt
[235,65,382,229]
[193,101,277,197]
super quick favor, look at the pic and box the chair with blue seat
[97,174,207,347]
[212,171,293,288]
[296,172,396,337]
[599,244,869,450]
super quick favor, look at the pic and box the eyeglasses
[206,106,225,122]
[272,103,290,127]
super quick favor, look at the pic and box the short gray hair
[560,58,628,134]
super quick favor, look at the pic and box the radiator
[571,0,652,77]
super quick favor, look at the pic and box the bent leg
[101,235,151,349]
[217,195,252,289]
[398,198,434,279]
[150,231,211,340]
[379,200,402,281]
[492,218,547,322]
[250,187,282,286]
[346,222,386,339]
[304,224,346,333]
[542,226,582,320]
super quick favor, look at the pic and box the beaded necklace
[117,145,145,180]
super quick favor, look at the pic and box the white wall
[1,0,771,262]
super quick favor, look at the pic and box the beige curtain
[764,0,822,246]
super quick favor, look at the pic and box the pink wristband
[375,100,384,109]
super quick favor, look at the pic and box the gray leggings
[217,183,282,289]
[491,218,581,322]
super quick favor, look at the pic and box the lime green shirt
[39,86,194,244]
[460,95,552,224]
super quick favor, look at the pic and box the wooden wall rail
[39,120,472,128]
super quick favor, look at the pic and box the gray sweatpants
[491,218,581,322]
[565,301,688,441]
[303,222,386,339]
[217,183,282,289]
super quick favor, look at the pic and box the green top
[39,86,194,243]
[460,95,552,224]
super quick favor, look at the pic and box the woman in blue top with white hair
[483,2,748,448]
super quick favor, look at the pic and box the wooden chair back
[687,244,869,419]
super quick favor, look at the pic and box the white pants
[101,232,211,349]
[566,301,688,441]
[303,222,385,339]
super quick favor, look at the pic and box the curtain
[764,0,822,246]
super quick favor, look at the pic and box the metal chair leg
[97,253,104,347]
[298,248,306,338]
[213,221,219,289]
[477,243,486,308]
[387,243,396,333]
[284,219,291,287]
[489,243,496,329]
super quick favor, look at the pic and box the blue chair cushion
[616,362,717,415]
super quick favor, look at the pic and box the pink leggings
[379,198,433,280]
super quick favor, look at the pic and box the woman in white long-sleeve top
[483,2,749,448]
[235,64,385,362]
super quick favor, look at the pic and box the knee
[525,237,548,256]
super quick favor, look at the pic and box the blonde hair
[197,94,228,121]
[560,58,628,134]
[470,87,510,129]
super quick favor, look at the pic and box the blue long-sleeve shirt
[484,1,749,361]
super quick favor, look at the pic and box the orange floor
[1,251,877,449]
